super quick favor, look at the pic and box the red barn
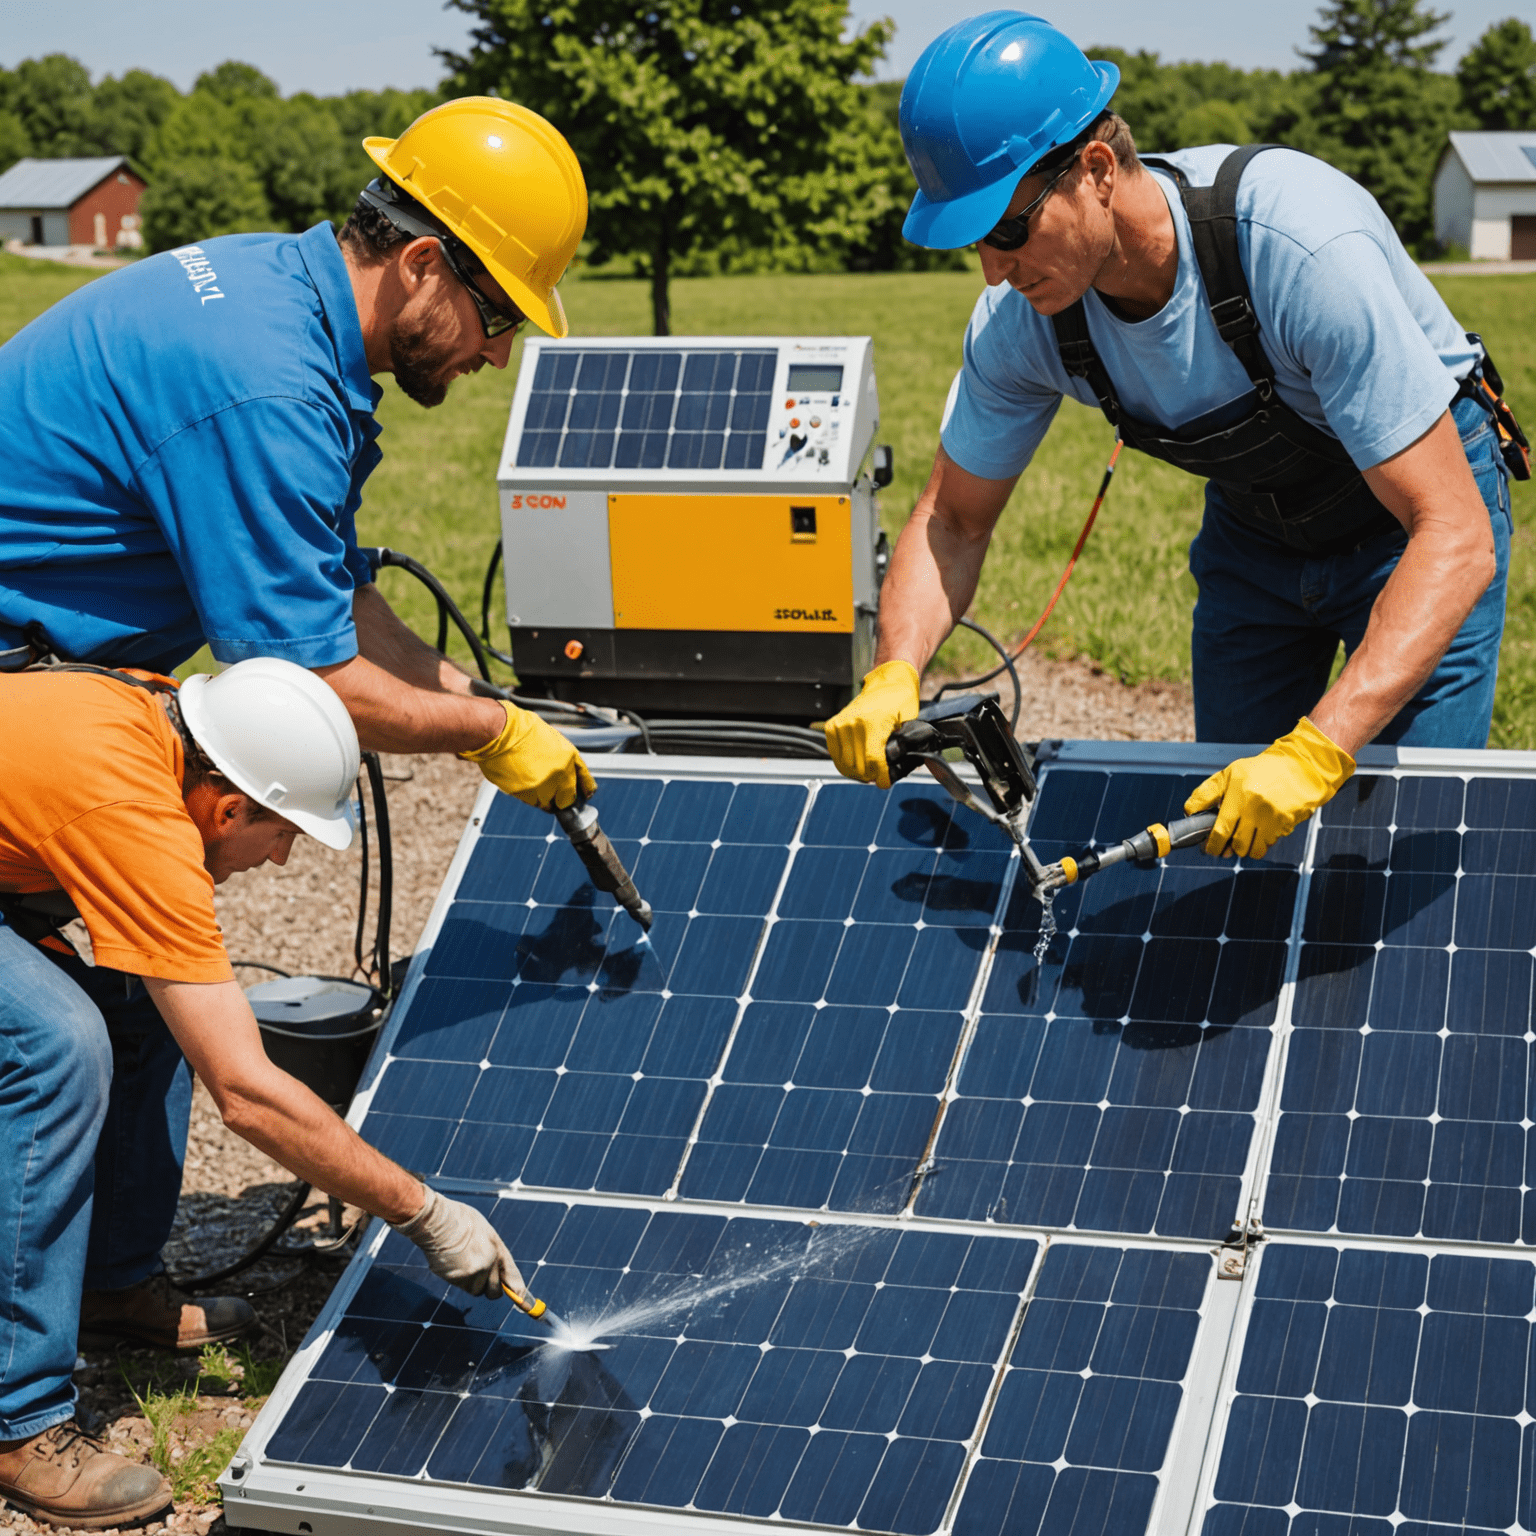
[0,156,147,250]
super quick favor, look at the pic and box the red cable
[1009,436,1123,657]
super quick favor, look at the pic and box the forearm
[144,978,423,1224]
[874,449,1010,670]
[1310,411,1495,755]
[316,650,505,753]
[1310,530,1492,754]
[352,581,474,694]
[223,1069,422,1223]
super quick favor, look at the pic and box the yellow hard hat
[363,96,587,338]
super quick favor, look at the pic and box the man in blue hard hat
[824,11,1519,861]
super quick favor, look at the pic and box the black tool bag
[1461,336,1531,481]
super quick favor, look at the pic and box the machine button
[790,505,817,539]
[809,416,821,428]
[784,398,795,409]
[818,448,830,464]
[831,395,840,406]
[789,433,807,452]
[789,417,800,428]
[563,639,584,660]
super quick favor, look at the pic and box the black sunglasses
[981,152,1081,251]
[435,238,526,339]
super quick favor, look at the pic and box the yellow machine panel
[608,494,853,633]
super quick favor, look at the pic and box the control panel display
[786,363,845,393]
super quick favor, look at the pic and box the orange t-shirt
[0,671,233,983]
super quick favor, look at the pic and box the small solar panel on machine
[1265,773,1536,1245]
[514,349,777,472]
[916,766,1298,1240]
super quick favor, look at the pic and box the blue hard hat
[900,11,1120,250]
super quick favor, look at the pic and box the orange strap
[1011,437,1123,656]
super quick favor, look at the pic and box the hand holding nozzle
[1038,811,1220,893]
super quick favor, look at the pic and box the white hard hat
[178,658,360,850]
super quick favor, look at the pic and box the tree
[90,69,180,166]
[443,0,894,334]
[1176,99,1254,147]
[0,111,29,175]
[0,54,99,156]
[1458,17,1536,129]
[138,156,270,252]
[194,61,281,105]
[1296,0,1463,251]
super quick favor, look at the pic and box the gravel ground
[5,663,1193,1534]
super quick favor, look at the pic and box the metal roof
[1447,130,1536,184]
[0,156,131,210]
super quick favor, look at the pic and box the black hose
[480,538,503,643]
[933,616,1023,732]
[364,751,394,997]
[172,1180,315,1291]
[373,547,495,683]
[352,762,370,981]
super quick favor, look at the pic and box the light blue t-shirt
[940,146,1479,482]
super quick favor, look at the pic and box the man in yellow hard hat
[0,98,594,812]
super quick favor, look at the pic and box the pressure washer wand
[1037,810,1219,894]
[502,1281,565,1333]
[555,801,653,931]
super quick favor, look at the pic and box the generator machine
[495,335,891,719]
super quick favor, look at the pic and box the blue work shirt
[0,223,381,673]
[941,146,1480,481]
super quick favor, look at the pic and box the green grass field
[3,250,1534,743]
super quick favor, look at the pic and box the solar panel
[1264,772,1536,1245]
[265,1202,1041,1534]
[514,349,777,473]
[226,748,1536,1536]
[916,768,1299,1240]
[1199,1240,1535,1533]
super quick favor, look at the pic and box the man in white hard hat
[0,97,596,819]
[0,660,528,1531]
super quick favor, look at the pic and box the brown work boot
[0,1420,170,1529]
[80,1271,254,1352]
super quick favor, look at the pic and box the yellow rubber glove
[1185,717,1355,859]
[823,659,921,790]
[460,700,597,812]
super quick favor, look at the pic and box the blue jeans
[0,923,191,1438]
[1189,392,1513,746]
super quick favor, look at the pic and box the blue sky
[3,0,1526,95]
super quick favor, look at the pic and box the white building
[1434,131,1536,261]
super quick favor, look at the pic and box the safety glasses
[980,153,1080,251]
[436,237,526,339]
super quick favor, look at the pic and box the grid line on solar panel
[357,774,1010,1216]
[513,348,776,472]
[1260,772,1536,1246]
[1200,1239,1536,1535]
[914,767,1303,1241]
[263,1201,1046,1536]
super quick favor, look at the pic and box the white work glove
[391,1185,526,1299]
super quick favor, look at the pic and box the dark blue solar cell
[264,1379,385,1466]
[1226,869,1301,941]
[1212,1394,1307,1505]
[778,1429,885,1525]
[1345,1116,1432,1180]
[1401,1410,1519,1529]
[860,1436,967,1535]
[455,835,550,904]
[1304,871,1387,945]
[1281,1030,1362,1114]
[609,1414,722,1508]
[694,1422,807,1517]
[930,1289,1021,1364]
[820,1352,922,1433]
[1237,1299,1326,1396]
[751,919,843,1002]
[1067,1374,1184,1471]
[648,1340,760,1418]
[899,925,990,1010]
[736,1346,841,1424]
[348,1387,458,1475]
[1415,1311,1526,1415]
[368,1058,478,1120]
[983,1368,1081,1461]
[1055,933,1143,1022]
[1091,1303,1202,1381]
[826,923,918,1006]
[769,1278,875,1351]
[696,843,789,916]
[1447,950,1533,1035]
[1012,1299,1104,1373]
[953,1460,1056,1536]
[1312,1305,1418,1405]
[516,429,560,467]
